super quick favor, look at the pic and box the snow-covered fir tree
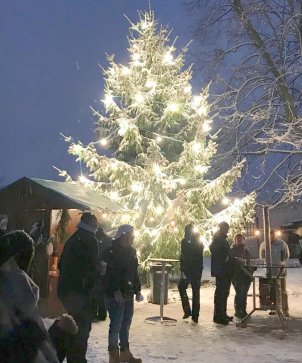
[61,11,255,263]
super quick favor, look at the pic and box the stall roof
[0,177,125,213]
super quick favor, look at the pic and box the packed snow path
[87,262,302,363]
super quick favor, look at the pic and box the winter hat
[115,224,134,240]
[0,230,35,272]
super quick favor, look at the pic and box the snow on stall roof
[31,178,125,212]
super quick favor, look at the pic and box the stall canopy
[0,177,125,213]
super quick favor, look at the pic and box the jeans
[214,276,232,319]
[105,296,134,352]
[178,277,201,320]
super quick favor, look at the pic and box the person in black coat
[57,212,99,363]
[93,225,113,321]
[178,224,204,323]
[210,221,234,325]
[102,224,143,363]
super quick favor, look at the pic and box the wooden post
[263,206,272,277]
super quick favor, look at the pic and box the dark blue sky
[0,0,195,186]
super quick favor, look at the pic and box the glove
[114,290,124,304]
[181,272,187,279]
[135,293,144,302]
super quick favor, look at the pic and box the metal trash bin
[150,263,172,305]
[259,277,282,310]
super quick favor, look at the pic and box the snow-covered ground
[86,258,302,363]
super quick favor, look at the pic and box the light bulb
[173,227,179,233]
[103,94,115,107]
[110,191,118,200]
[194,164,208,173]
[222,197,230,206]
[276,230,282,237]
[192,95,202,108]
[135,93,145,104]
[122,67,131,76]
[102,213,108,219]
[131,182,143,193]
[155,206,164,215]
[170,220,176,227]
[167,102,179,112]
[179,178,186,186]
[255,230,260,236]
[192,142,202,154]
[156,135,163,143]
[197,105,207,116]
[192,226,199,233]
[184,85,192,94]
[202,123,212,132]
[149,217,155,222]
[100,138,108,147]
[163,51,174,64]
[145,79,156,88]
[132,53,141,61]
[153,163,162,176]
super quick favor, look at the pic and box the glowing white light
[111,162,118,171]
[150,229,158,237]
[163,51,174,64]
[153,163,162,176]
[135,93,145,104]
[214,214,225,224]
[156,135,163,143]
[132,53,141,61]
[103,94,115,107]
[202,123,212,132]
[131,182,143,193]
[179,178,186,186]
[173,227,179,233]
[79,175,90,184]
[145,79,157,88]
[170,220,176,227]
[102,213,108,219]
[276,230,282,237]
[255,230,260,236]
[192,226,199,233]
[197,105,207,116]
[192,142,202,154]
[149,217,155,222]
[234,198,241,206]
[118,118,129,136]
[155,206,164,215]
[167,102,179,112]
[100,138,108,147]
[110,191,119,200]
[222,197,230,206]
[192,95,202,108]
[184,85,192,94]
[194,164,208,173]
[122,67,131,76]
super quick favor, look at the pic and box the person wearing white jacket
[259,229,290,316]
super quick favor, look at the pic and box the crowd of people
[0,214,297,363]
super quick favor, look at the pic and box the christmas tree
[61,11,255,263]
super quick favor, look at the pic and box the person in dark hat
[178,224,204,324]
[210,221,234,325]
[0,230,59,363]
[102,224,143,363]
[57,212,99,363]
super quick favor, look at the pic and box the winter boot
[119,348,142,363]
[109,350,120,363]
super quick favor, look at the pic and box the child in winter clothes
[230,233,254,319]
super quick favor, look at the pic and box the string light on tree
[100,138,108,147]
[64,11,255,262]
[222,197,230,206]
